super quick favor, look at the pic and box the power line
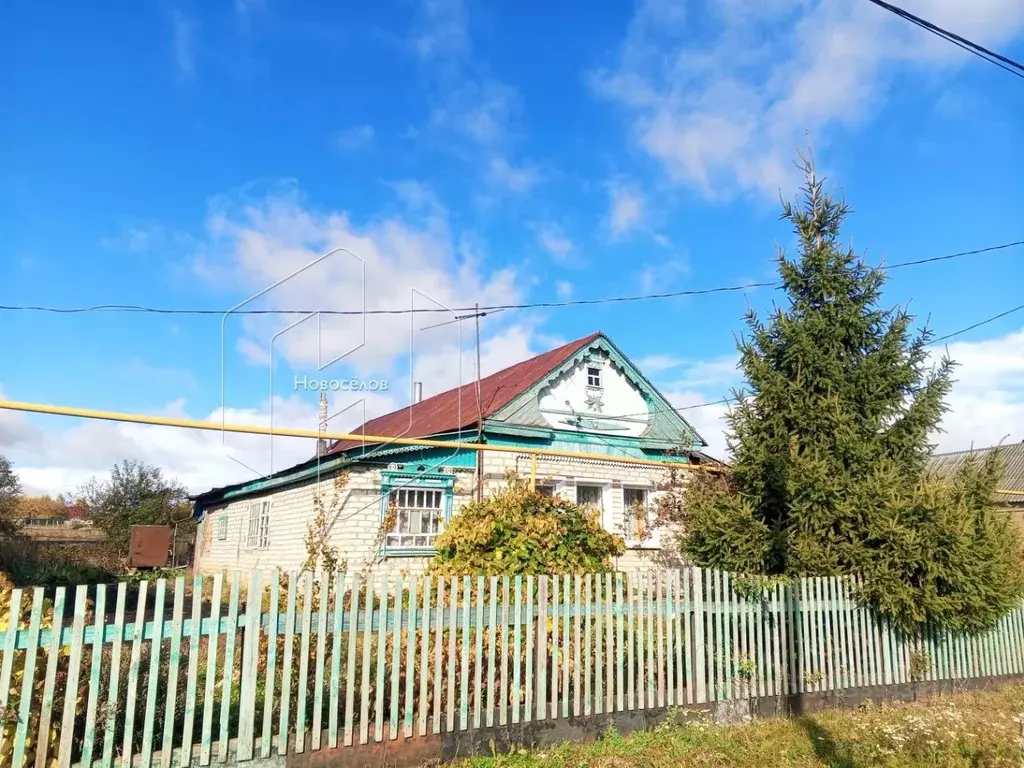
[625,301,1024,418]
[864,0,1024,79]
[932,303,1024,343]
[2,240,1021,317]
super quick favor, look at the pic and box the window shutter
[216,515,228,541]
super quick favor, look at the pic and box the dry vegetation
[461,684,1024,767]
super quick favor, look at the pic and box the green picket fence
[2,568,1023,767]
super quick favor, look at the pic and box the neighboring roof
[928,442,1024,503]
[64,504,86,520]
[328,332,603,454]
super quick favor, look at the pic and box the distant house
[928,442,1024,530]
[190,332,715,576]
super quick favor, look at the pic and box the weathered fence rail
[1,568,1023,767]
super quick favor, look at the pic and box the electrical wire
[618,301,1024,418]
[1,240,1020,317]
[864,0,1024,79]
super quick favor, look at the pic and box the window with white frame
[623,487,662,548]
[246,500,270,549]
[586,365,602,388]
[386,487,445,549]
[535,483,556,497]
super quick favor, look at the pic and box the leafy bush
[431,473,625,575]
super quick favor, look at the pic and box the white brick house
[190,332,719,576]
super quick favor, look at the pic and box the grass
[459,684,1024,767]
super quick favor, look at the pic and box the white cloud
[662,389,734,460]
[536,224,574,259]
[592,0,1024,200]
[0,390,397,496]
[929,327,1024,452]
[637,257,690,294]
[335,124,375,150]
[653,352,744,459]
[637,354,683,373]
[102,224,163,253]
[414,0,518,148]
[171,10,195,79]
[555,281,574,301]
[653,326,1024,462]
[193,180,525,383]
[488,158,539,192]
[415,0,469,60]
[606,179,645,237]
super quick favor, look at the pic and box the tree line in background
[0,455,193,585]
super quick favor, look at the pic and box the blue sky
[2,0,1023,494]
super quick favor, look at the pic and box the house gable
[486,334,706,449]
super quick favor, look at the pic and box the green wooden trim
[486,334,707,447]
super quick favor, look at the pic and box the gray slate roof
[928,442,1024,503]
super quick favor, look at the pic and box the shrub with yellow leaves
[431,472,625,576]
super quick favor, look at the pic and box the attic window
[586,366,602,388]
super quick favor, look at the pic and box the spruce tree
[674,153,1024,631]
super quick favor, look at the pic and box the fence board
[551,575,560,720]
[328,573,343,748]
[446,576,457,733]
[406,575,420,737]
[475,575,485,730]
[359,579,373,745]
[562,575,571,720]
[8,566,1024,768]
[460,575,471,731]
[79,586,104,768]
[375,577,389,742]
[262,572,280,758]
[344,573,360,746]
[0,586,23,760]
[34,587,65,768]
[432,577,444,735]
[141,578,167,768]
[592,573,601,715]
[182,576,203,767]
[122,582,145,768]
[693,569,706,704]
[57,584,87,768]
[390,575,403,740]
[278,573,297,754]
[488,576,498,728]
[313,572,329,750]
[500,576,509,728]
[295,575,312,753]
[616,575,625,712]
[161,579,186,768]
[102,583,128,768]
[418,576,431,737]
[11,589,43,768]
[626,573,635,711]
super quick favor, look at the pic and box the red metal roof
[329,332,602,454]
